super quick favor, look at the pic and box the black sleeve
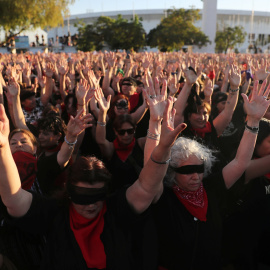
[3,191,60,235]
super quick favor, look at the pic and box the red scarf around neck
[128,92,140,112]
[173,183,208,221]
[113,137,135,162]
[190,121,212,139]
[12,151,37,190]
[70,203,107,269]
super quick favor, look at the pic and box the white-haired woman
[143,79,270,270]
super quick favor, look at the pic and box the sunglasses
[122,82,133,86]
[116,106,128,110]
[117,128,135,135]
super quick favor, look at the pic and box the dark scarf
[173,183,208,221]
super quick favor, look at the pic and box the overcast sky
[68,0,270,15]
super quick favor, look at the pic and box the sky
[68,0,270,15]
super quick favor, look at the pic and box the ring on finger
[263,96,268,99]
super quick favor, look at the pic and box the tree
[215,26,246,53]
[76,14,146,52]
[0,0,74,45]
[147,8,210,51]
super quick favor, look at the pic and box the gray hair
[164,137,217,187]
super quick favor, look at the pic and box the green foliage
[76,14,146,52]
[146,8,210,51]
[215,26,246,53]
[0,0,74,43]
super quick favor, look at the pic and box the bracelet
[147,129,160,139]
[97,121,106,126]
[229,87,239,93]
[150,153,171,165]
[64,136,77,149]
[245,123,259,134]
[147,135,160,141]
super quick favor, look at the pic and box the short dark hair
[113,114,136,131]
[37,116,66,141]
[67,156,111,187]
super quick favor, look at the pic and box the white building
[46,8,270,53]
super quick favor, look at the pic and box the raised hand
[229,65,241,89]
[66,109,94,138]
[159,97,186,149]
[44,62,55,78]
[76,79,90,104]
[7,77,20,97]
[168,74,179,96]
[242,80,270,123]
[143,80,168,122]
[94,87,111,112]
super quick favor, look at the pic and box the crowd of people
[0,50,270,269]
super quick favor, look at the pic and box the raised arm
[0,104,32,217]
[126,98,186,214]
[222,80,270,188]
[7,77,29,130]
[95,87,114,160]
[213,65,241,136]
[57,109,93,168]
[174,68,199,126]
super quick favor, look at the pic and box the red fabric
[113,137,135,162]
[265,173,270,180]
[12,151,37,190]
[23,106,33,112]
[190,121,212,139]
[128,93,140,112]
[173,183,208,222]
[70,203,107,269]
[208,70,216,81]
[43,142,62,152]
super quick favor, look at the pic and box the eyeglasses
[116,128,135,135]
[122,82,133,86]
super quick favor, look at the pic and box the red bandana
[113,137,135,162]
[70,203,107,269]
[190,121,212,139]
[128,92,140,112]
[173,183,208,221]
[43,142,63,153]
[12,151,37,190]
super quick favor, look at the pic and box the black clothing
[4,188,157,270]
[37,152,68,196]
[153,171,227,270]
[223,175,270,269]
[106,141,143,191]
